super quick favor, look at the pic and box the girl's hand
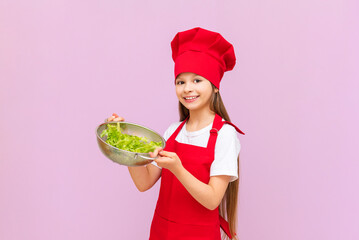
[149,147,163,158]
[105,113,125,122]
[152,150,183,174]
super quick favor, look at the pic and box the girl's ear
[214,88,219,93]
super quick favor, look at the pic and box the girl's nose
[184,82,193,92]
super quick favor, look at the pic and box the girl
[107,27,245,240]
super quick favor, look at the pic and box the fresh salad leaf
[100,122,162,153]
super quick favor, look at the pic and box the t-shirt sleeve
[210,124,241,182]
[151,122,181,168]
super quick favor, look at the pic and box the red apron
[149,114,245,240]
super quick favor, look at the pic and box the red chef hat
[171,27,236,89]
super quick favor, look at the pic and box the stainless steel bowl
[96,121,166,166]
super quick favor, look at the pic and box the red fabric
[171,27,236,89]
[223,121,245,135]
[149,114,245,239]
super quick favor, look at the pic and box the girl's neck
[186,109,216,132]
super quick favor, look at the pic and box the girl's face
[175,72,218,112]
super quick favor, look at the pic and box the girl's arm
[174,168,230,210]
[127,164,161,192]
[105,113,162,192]
[154,150,232,210]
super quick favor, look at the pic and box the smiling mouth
[184,96,199,100]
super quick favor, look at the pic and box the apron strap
[167,116,189,142]
[219,215,234,239]
[206,114,224,149]
[207,114,245,149]
[170,115,245,147]
[223,121,245,135]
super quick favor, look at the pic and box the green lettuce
[100,122,162,153]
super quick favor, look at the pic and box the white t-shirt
[151,119,241,182]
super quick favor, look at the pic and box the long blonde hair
[178,84,240,240]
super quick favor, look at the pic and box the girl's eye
[194,79,201,83]
[176,81,184,85]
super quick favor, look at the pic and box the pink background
[1,0,358,239]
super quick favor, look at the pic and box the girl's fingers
[150,147,163,157]
[107,116,115,122]
[105,114,124,123]
[149,148,159,157]
[158,150,176,157]
[154,156,171,163]
[114,117,125,122]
